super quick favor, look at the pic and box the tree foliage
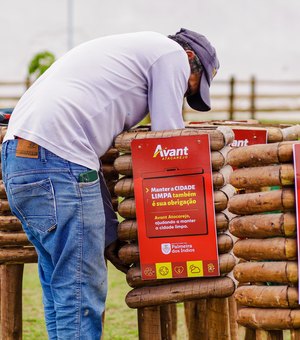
[28,51,56,81]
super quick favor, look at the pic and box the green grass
[22,263,139,340]
[105,263,138,339]
[22,265,293,339]
[23,264,47,340]
[22,263,189,339]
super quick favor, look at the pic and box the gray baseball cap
[173,28,220,111]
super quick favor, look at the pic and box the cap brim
[186,73,211,112]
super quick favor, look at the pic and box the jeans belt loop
[2,140,8,161]
[40,146,47,163]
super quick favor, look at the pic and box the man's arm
[99,170,129,273]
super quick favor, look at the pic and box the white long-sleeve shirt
[5,31,189,170]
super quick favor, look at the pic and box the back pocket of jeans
[9,178,57,233]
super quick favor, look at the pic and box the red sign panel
[131,134,219,280]
[231,128,268,147]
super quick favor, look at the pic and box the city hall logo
[153,144,189,160]
[161,243,171,255]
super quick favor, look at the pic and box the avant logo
[153,144,189,159]
[230,139,249,147]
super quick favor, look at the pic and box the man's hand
[104,240,130,274]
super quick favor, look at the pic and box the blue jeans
[2,139,109,340]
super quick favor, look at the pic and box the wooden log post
[118,198,136,219]
[249,124,299,144]
[227,141,299,168]
[250,76,256,120]
[0,232,31,246]
[217,233,234,254]
[229,212,296,239]
[138,306,162,340]
[237,308,300,329]
[113,154,133,176]
[0,180,7,198]
[118,219,138,241]
[114,177,135,198]
[244,328,256,340]
[233,237,297,261]
[213,165,232,189]
[184,299,207,340]
[234,285,299,308]
[291,329,300,340]
[228,295,238,340]
[229,76,235,120]
[0,247,37,264]
[0,264,23,340]
[114,127,234,153]
[0,199,11,213]
[215,211,231,232]
[280,125,300,141]
[118,243,140,265]
[214,184,236,213]
[125,276,235,308]
[233,261,298,284]
[99,148,119,164]
[267,125,300,143]
[206,298,231,340]
[211,147,230,171]
[159,304,177,340]
[229,164,294,189]
[228,188,295,215]
[102,164,119,181]
[0,215,22,232]
[218,253,237,276]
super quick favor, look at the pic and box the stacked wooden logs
[185,121,300,144]
[0,127,37,266]
[100,148,119,211]
[113,126,237,339]
[227,140,300,338]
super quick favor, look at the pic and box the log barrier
[113,127,238,340]
[4,121,300,338]
[227,135,300,338]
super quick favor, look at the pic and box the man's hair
[168,35,202,74]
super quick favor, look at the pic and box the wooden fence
[0,80,30,110]
[185,77,300,121]
[1,78,300,121]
